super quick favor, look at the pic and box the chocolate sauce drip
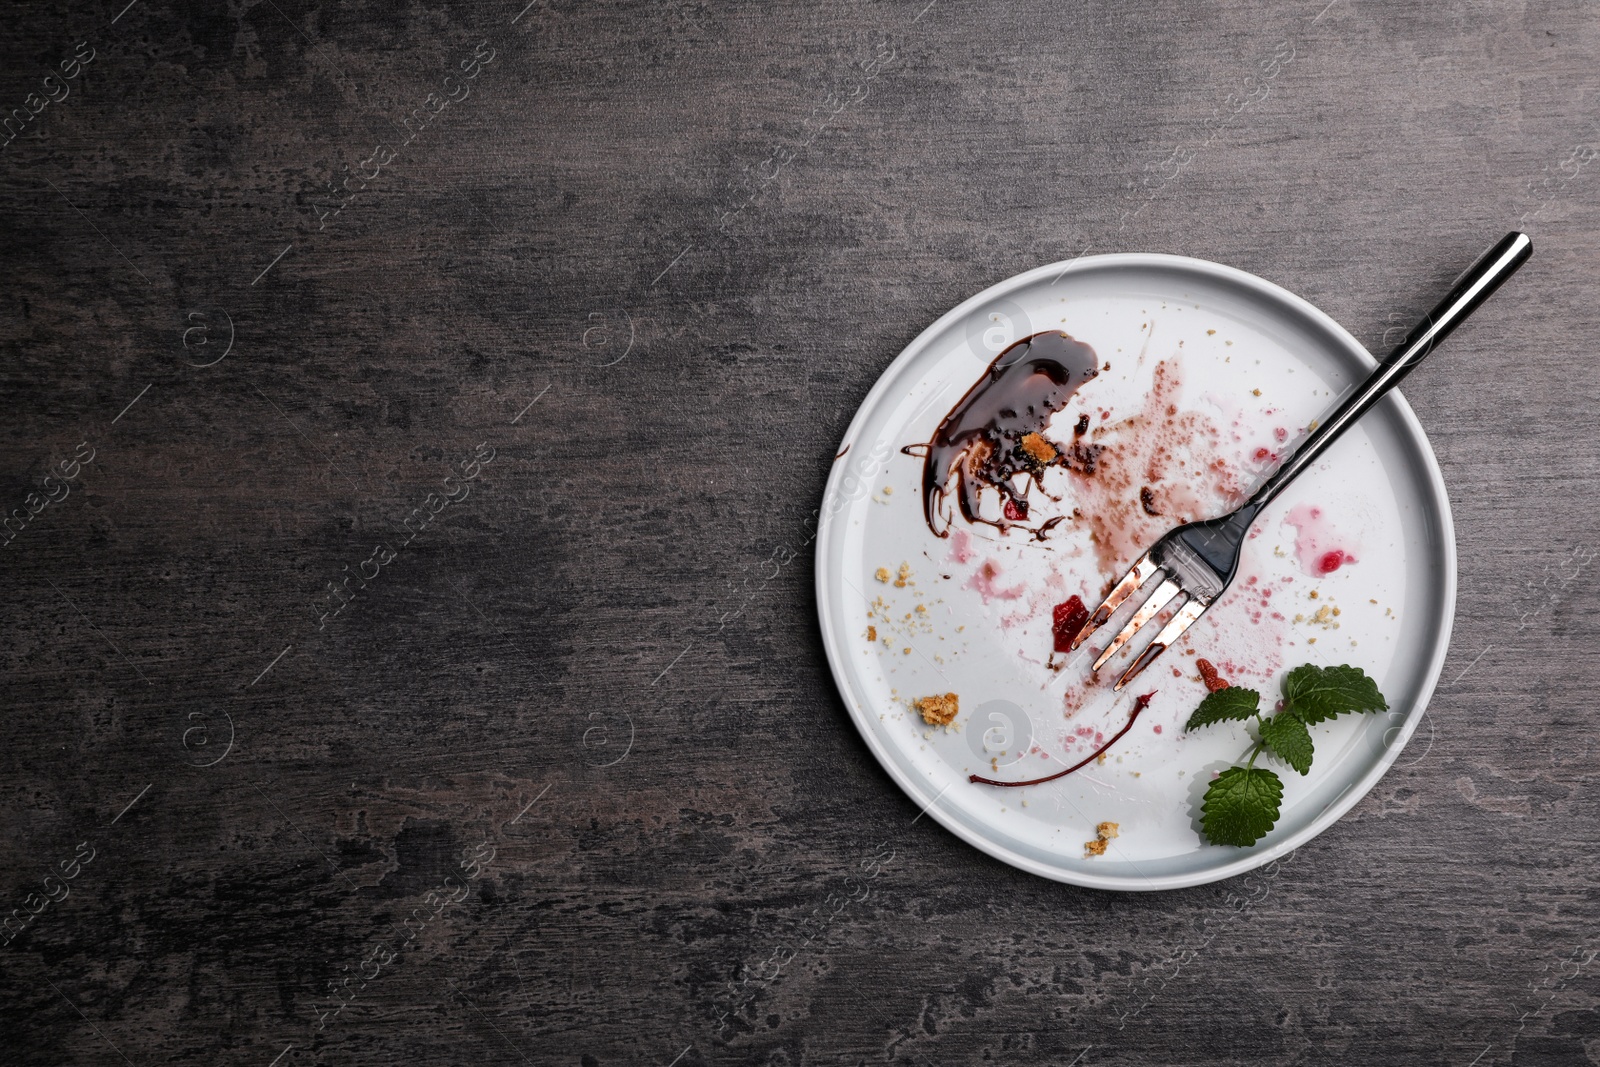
[968,691,1156,789]
[913,330,1100,537]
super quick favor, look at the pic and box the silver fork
[1072,231,1533,689]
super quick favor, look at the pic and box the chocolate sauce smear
[912,330,1100,537]
[968,691,1156,788]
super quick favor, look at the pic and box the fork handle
[1245,231,1532,513]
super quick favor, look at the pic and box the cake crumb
[894,562,912,588]
[883,486,893,495]
[875,567,890,583]
[1084,821,1120,858]
[1019,431,1057,464]
[1251,388,1262,396]
[914,692,959,726]
[866,625,877,642]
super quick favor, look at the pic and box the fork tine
[1092,579,1181,671]
[1112,598,1210,691]
[1070,552,1161,651]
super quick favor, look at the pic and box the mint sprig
[1185,686,1261,728]
[1187,663,1389,847]
[1257,713,1313,775]
[1200,766,1283,847]
[1281,664,1387,724]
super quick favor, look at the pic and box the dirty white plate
[814,254,1453,890]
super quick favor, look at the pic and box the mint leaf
[1281,664,1388,725]
[1185,686,1261,731]
[1200,766,1283,847]
[1258,713,1313,775]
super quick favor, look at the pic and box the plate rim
[814,251,1457,891]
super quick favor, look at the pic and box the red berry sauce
[1052,595,1090,653]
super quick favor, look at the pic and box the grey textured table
[2,1,1597,1064]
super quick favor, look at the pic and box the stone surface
[1,0,1598,1064]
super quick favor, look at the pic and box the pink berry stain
[966,558,1026,602]
[1283,503,1359,578]
[947,527,975,564]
